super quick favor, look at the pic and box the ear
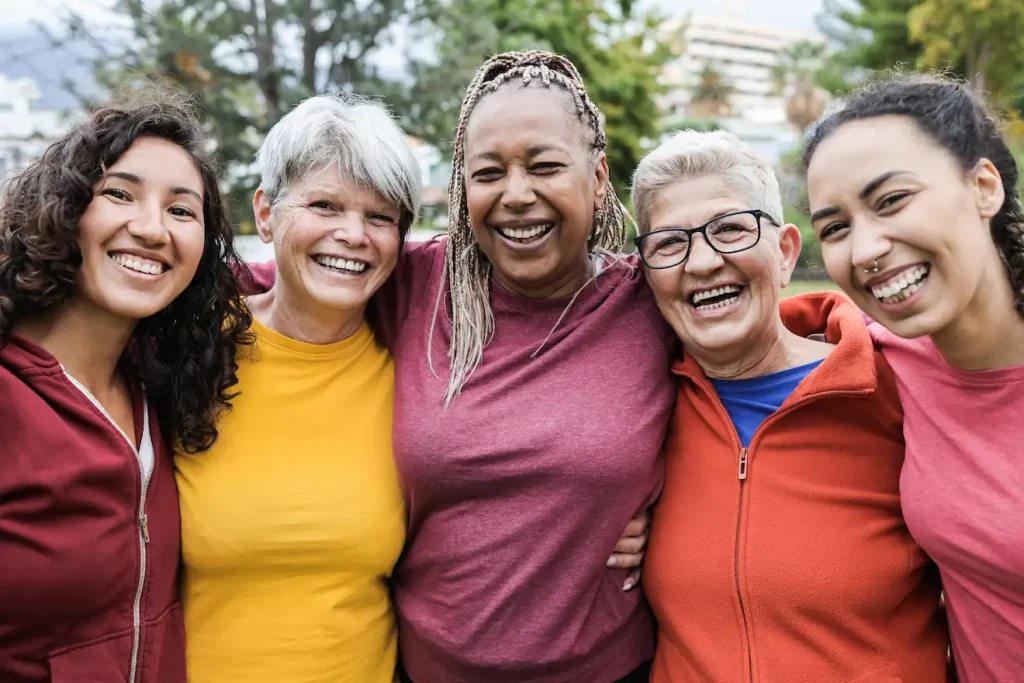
[593,151,610,212]
[777,223,803,289]
[973,158,1006,220]
[253,188,274,244]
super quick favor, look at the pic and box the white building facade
[659,15,825,164]
[0,75,75,180]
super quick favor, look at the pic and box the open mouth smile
[869,265,929,304]
[689,284,744,311]
[108,252,169,276]
[313,255,370,275]
[494,222,555,245]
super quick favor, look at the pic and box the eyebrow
[810,170,914,223]
[105,171,202,202]
[468,144,565,163]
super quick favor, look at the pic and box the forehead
[647,176,752,230]
[464,85,585,156]
[807,116,957,199]
[287,165,398,209]
[109,137,203,192]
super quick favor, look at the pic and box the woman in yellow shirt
[174,94,422,682]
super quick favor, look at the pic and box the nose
[683,232,724,276]
[848,218,893,274]
[125,198,171,245]
[501,166,537,210]
[329,212,370,246]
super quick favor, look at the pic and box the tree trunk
[249,0,281,121]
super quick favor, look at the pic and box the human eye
[530,161,564,174]
[877,191,911,211]
[308,200,337,211]
[368,212,398,226]
[471,167,503,181]
[818,221,850,241]
[102,188,132,201]
[168,206,198,220]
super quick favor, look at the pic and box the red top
[0,335,185,683]
[645,292,949,683]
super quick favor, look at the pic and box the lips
[493,221,555,244]
[689,283,744,310]
[312,255,369,274]
[868,264,930,304]
[108,252,169,275]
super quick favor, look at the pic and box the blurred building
[658,14,826,165]
[0,74,77,180]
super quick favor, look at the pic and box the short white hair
[255,93,422,229]
[631,130,783,234]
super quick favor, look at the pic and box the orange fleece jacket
[645,292,948,683]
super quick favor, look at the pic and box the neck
[15,298,135,395]
[493,253,595,300]
[932,266,1024,370]
[698,316,805,380]
[249,281,365,345]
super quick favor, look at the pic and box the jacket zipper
[734,446,753,681]
[62,370,150,683]
[689,372,868,683]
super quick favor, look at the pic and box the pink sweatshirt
[869,322,1024,682]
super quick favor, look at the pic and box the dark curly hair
[0,86,252,453]
[804,73,1024,318]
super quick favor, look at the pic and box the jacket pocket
[48,632,132,683]
[845,660,904,683]
[138,601,186,683]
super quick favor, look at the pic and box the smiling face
[462,84,608,298]
[75,135,206,324]
[641,175,801,365]
[807,115,1006,339]
[254,165,401,318]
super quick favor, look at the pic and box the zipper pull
[738,447,748,480]
[140,514,150,544]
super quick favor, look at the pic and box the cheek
[645,269,684,308]
[176,224,207,272]
[371,229,401,272]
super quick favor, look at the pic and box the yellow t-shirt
[175,317,405,683]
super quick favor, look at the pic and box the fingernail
[623,580,634,591]
[607,557,616,567]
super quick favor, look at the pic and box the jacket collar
[670,291,877,399]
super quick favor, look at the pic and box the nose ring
[863,260,880,274]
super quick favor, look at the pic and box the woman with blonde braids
[386,51,673,682]
[249,50,672,682]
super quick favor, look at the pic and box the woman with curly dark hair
[805,73,1024,682]
[0,87,250,683]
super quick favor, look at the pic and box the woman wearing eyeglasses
[630,131,949,682]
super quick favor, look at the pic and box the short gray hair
[631,130,783,234]
[255,93,422,234]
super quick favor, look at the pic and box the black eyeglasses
[634,209,780,269]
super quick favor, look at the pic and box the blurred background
[2,0,1023,293]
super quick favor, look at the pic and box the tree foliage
[908,0,1024,106]
[46,0,427,222]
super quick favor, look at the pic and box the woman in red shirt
[0,88,249,682]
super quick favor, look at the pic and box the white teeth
[870,265,929,303]
[110,253,165,275]
[502,223,553,240]
[314,255,368,273]
[692,284,742,305]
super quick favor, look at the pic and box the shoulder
[596,254,676,355]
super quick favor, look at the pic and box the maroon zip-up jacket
[0,334,185,683]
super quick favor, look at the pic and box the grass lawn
[784,279,842,297]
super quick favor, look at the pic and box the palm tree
[688,62,733,118]
[771,40,830,134]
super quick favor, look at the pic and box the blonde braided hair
[430,50,628,404]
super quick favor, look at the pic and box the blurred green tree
[46,0,430,227]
